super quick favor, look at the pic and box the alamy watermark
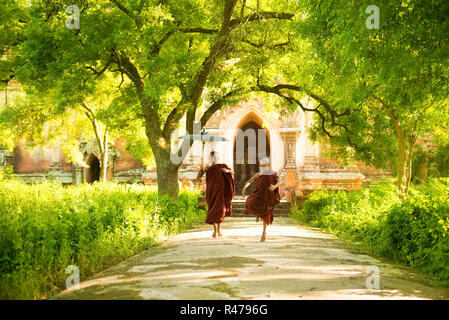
[365,5,380,29]
[365,265,380,290]
[65,4,379,31]
[170,121,271,168]
[65,265,80,289]
[66,5,80,30]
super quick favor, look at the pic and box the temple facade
[1,90,388,200]
[175,97,385,200]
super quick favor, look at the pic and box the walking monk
[204,151,235,238]
[242,157,283,242]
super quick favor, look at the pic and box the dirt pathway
[54,217,449,300]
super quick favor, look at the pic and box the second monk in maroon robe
[244,171,281,225]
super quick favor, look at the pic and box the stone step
[231,206,291,211]
[231,212,290,217]
[198,196,292,217]
[231,200,291,217]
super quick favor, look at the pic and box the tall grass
[0,180,205,299]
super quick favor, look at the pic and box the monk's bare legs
[217,223,222,237]
[212,223,217,238]
[260,221,267,242]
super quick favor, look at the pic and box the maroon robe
[244,171,281,225]
[205,164,235,224]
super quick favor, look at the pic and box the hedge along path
[54,217,449,300]
[0,181,204,299]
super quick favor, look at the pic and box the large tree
[9,0,298,198]
[5,0,447,200]
[250,0,449,199]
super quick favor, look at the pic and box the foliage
[432,144,449,178]
[385,181,449,280]
[410,140,449,184]
[0,181,204,299]
[290,180,449,284]
[280,0,449,198]
[3,0,300,198]
[0,166,15,181]
[2,0,448,199]
[291,182,400,246]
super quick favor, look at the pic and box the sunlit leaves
[288,0,449,172]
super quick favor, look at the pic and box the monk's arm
[242,173,259,195]
[269,176,286,191]
[196,165,210,180]
[221,168,234,175]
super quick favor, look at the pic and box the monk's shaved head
[210,151,218,165]
[260,157,270,166]
[259,157,274,175]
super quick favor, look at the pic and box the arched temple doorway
[85,154,100,183]
[233,120,270,195]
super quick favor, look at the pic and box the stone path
[55,217,449,300]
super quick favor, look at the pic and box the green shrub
[0,166,15,181]
[290,180,449,284]
[383,181,449,281]
[0,181,205,299]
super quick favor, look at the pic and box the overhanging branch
[229,11,295,29]
[179,27,218,34]
[241,38,290,49]
[85,58,113,78]
[110,0,142,27]
[200,87,245,126]
[253,83,369,152]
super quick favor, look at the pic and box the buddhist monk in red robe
[242,157,284,242]
[204,151,235,238]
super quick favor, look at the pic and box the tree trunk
[396,127,407,201]
[146,132,181,199]
[375,98,408,199]
[99,130,109,182]
[403,132,417,195]
[154,146,180,199]
[417,155,428,184]
[141,97,182,199]
[100,152,108,182]
[156,162,180,199]
[404,146,413,195]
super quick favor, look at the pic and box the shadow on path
[54,217,449,300]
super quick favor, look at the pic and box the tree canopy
[1,0,448,199]
[264,0,449,198]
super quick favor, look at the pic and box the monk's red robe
[244,171,281,225]
[205,163,235,224]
